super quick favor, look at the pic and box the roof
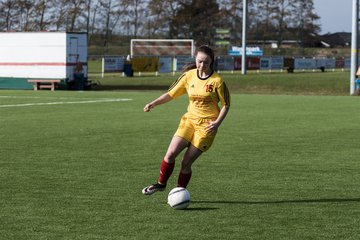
[320,32,351,47]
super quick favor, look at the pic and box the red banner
[234,57,260,70]
[335,58,345,68]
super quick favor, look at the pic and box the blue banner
[228,46,263,56]
[159,57,172,73]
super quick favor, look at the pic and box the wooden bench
[27,79,61,91]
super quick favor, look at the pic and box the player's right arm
[144,73,187,112]
[144,93,173,112]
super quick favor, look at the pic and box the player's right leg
[142,136,189,195]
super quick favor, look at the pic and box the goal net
[131,39,194,57]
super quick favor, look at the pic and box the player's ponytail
[182,45,215,73]
[182,62,197,73]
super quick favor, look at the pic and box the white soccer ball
[167,187,190,210]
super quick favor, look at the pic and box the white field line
[0,95,118,100]
[0,98,133,108]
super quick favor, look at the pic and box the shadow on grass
[192,198,360,205]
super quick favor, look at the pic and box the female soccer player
[142,45,230,195]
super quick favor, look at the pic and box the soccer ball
[167,187,190,210]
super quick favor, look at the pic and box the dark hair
[182,45,215,72]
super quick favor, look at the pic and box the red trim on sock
[158,160,175,184]
[177,171,192,188]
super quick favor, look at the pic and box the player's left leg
[177,144,202,188]
[177,118,217,188]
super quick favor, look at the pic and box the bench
[27,79,61,91]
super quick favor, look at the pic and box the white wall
[0,32,87,79]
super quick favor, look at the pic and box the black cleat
[142,183,166,195]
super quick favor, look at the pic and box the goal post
[130,39,195,57]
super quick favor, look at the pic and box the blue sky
[314,0,352,34]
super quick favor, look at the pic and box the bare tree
[67,0,86,31]
[17,0,36,31]
[0,0,322,51]
[253,0,278,42]
[48,0,68,31]
[0,0,19,31]
[99,0,113,46]
[272,0,296,47]
[217,0,243,44]
[289,0,320,48]
[147,0,182,37]
[38,0,47,30]
[121,0,147,38]
[169,0,222,45]
[83,0,101,44]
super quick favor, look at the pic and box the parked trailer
[0,32,87,90]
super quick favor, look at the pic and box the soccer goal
[130,39,194,57]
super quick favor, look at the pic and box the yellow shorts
[174,113,217,152]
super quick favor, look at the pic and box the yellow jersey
[168,69,230,118]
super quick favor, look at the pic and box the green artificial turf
[1,90,360,239]
[89,70,352,96]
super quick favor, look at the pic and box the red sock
[177,171,192,188]
[158,160,175,184]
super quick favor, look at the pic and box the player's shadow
[192,197,360,205]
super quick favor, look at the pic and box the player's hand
[205,121,219,134]
[144,103,154,112]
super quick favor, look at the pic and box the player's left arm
[205,80,231,133]
[205,105,230,133]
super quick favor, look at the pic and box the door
[68,37,79,63]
